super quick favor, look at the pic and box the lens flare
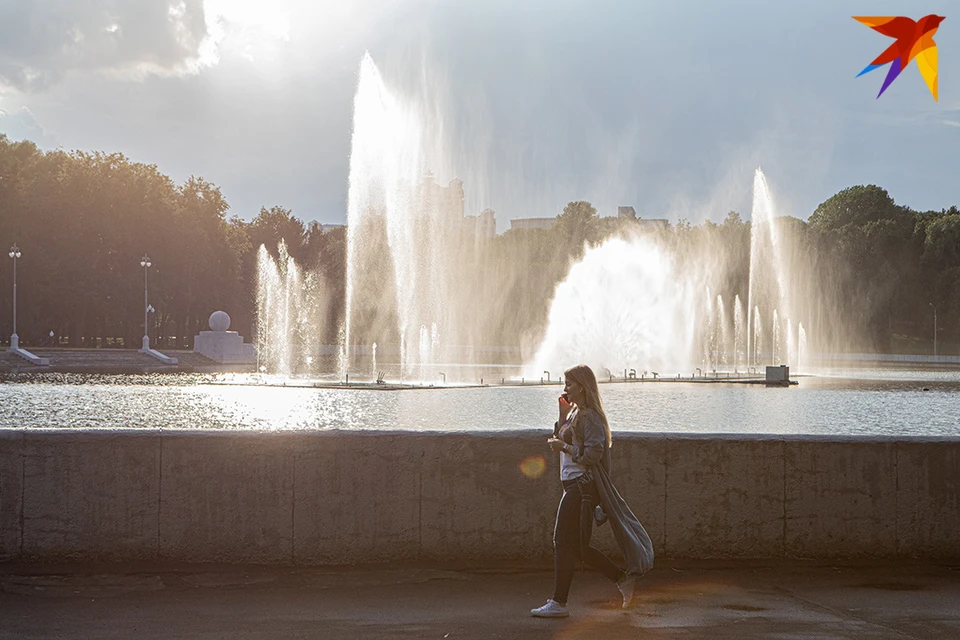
[519,455,546,479]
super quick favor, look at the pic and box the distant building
[319,223,345,233]
[617,204,668,229]
[637,218,669,229]
[419,173,496,238]
[510,217,555,231]
[420,173,464,226]
[464,208,496,239]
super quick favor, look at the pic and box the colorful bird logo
[853,15,945,101]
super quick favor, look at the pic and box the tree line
[0,135,956,354]
[0,135,344,349]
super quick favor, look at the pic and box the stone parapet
[0,430,957,564]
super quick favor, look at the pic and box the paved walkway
[1,562,958,639]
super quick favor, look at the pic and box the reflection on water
[806,366,960,383]
[1,367,958,436]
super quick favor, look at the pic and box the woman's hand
[547,437,566,453]
[558,393,573,425]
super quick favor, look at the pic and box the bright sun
[200,0,292,65]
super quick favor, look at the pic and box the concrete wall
[0,429,957,564]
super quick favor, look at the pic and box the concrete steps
[29,349,161,369]
[163,351,221,367]
[0,348,249,373]
[0,350,30,368]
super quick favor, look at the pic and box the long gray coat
[570,407,655,576]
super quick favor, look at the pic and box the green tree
[809,185,902,231]
[248,206,306,261]
[555,200,599,259]
[809,185,919,350]
[920,209,960,348]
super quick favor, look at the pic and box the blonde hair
[564,364,612,448]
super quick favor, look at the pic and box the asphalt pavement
[1,561,958,639]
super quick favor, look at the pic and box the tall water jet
[798,323,807,372]
[716,294,729,369]
[337,325,347,381]
[733,294,744,372]
[703,286,714,368]
[256,245,278,372]
[344,52,419,375]
[256,241,326,375]
[786,318,795,368]
[753,306,763,366]
[747,168,791,367]
[419,324,431,380]
[343,52,494,380]
[772,309,780,365]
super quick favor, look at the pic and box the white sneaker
[531,599,569,618]
[617,574,635,608]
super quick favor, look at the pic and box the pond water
[1,367,958,436]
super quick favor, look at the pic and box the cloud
[938,107,960,128]
[0,0,360,92]
[201,0,292,64]
[0,106,57,147]
[0,0,212,91]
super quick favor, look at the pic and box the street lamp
[140,254,152,350]
[929,303,938,358]
[8,244,20,349]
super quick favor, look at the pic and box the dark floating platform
[205,373,797,391]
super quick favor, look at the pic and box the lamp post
[929,303,938,358]
[140,255,152,351]
[8,244,20,350]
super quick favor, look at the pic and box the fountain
[772,309,780,366]
[753,306,763,367]
[340,52,495,381]
[256,242,331,375]
[733,294,744,372]
[529,167,810,379]
[258,53,814,384]
[798,323,807,370]
[716,294,729,370]
[528,235,697,378]
[747,168,793,369]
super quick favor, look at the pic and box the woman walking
[531,364,654,618]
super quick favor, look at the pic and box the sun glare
[200,0,292,65]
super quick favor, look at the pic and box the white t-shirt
[558,410,586,481]
[560,448,587,481]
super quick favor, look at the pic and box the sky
[0,0,957,232]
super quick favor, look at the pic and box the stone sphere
[209,311,231,332]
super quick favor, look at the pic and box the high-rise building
[618,205,668,228]
[465,208,496,238]
[510,218,555,231]
[419,173,464,225]
[419,173,495,237]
